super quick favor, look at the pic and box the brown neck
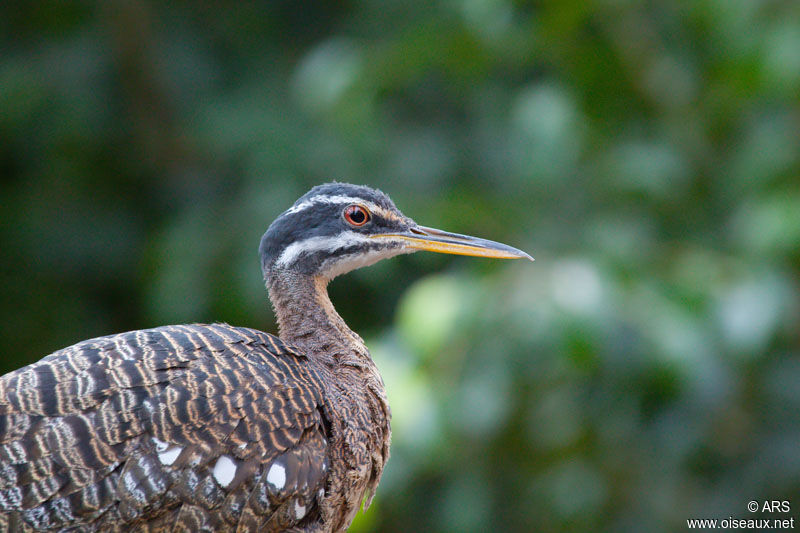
[266,268,391,530]
[265,268,369,367]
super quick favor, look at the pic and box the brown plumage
[0,183,531,531]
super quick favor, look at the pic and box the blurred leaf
[1,1,799,531]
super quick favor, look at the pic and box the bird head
[260,183,532,281]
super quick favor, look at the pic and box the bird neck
[266,269,370,367]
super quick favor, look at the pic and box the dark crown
[259,183,412,278]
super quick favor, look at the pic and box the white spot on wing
[213,455,237,487]
[267,462,286,490]
[152,437,168,452]
[294,500,306,520]
[158,446,183,466]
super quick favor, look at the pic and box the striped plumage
[1,324,329,532]
[0,183,531,532]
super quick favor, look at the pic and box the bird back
[0,323,330,532]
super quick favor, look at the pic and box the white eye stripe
[284,196,381,216]
[283,195,402,222]
[275,231,373,267]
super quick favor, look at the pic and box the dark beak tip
[511,250,534,262]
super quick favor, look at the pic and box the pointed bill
[371,225,533,261]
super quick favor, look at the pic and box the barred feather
[0,323,331,532]
[0,182,524,532]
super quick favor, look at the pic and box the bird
[0,182,532,532]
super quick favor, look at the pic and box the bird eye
[343,205,370,227]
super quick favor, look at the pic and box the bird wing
[0,323,330,532]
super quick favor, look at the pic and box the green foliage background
[1,2,799,531]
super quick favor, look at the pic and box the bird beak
[372,225,533,261]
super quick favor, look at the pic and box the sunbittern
[0,183,531,532]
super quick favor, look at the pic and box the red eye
[343,205,370,226]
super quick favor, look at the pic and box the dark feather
[0,323,330,531]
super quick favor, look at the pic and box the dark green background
[1,2,799,531]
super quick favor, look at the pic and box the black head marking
[259,183,413,278]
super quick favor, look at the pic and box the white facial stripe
[283,195,401,222]
[321,246,397,280]
[284,195,380,216]
[276,231,372,268]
